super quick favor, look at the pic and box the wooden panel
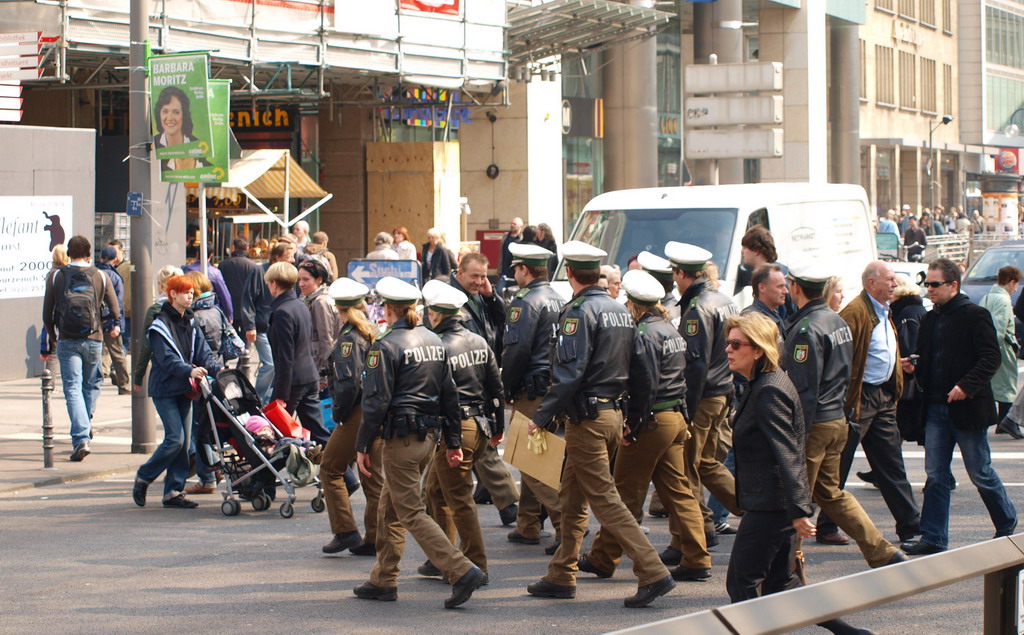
[367,171,436,249]
[366,141,435,173]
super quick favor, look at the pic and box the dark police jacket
[356,318,462,453]
[782,299,853,428]
[635,311,688,435]
[450,273,506,360]
[679,280,738,417]
[501,278,565,401]
[267,292,319,401]
[434,316,505,437]
[329,322,374,424]
[533,285,653,431]
[732,363,813,519]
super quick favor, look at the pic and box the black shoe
[705,531,719,549]
[816,531,851,545]
[162,494,198,509]
[353,581,397,601]
[527,578,576,599]
[349,542,376,556]
[659,546,682,566]
[997,419,1024,440]
[507,529,540,545]
[995,520,1018,538]
[884,551,909,566]
[499,503,518,526]
[856,470,877,486]
[578,554,612,579]
[69,443,90,462]
[323,531,362,554]
[473,483,492,505]
[671,565,711,581]
[714,521,738,535]
[900,540,945,555]
[624,575,675,608]
[445,567,486,609]
[949,474,958,491]
[132,478,148,507]
[648,508,669,518]
[544,536,561,556]
[417,560,442,577]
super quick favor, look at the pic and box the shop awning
[507,0,673,67]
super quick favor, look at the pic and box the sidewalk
[0,376,157,495]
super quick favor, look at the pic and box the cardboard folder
[504,410,565,490]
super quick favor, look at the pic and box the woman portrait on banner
[152,86,209,173]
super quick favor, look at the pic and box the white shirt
[393,240,417,261]
[864,294,896,385]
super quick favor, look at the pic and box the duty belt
[461,403,486,419]
[594,397,620,412]
[652,398,683,413]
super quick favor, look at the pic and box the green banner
[199,79,231,184]
[149,52,212,183]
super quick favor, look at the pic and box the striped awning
[204,149,327,201]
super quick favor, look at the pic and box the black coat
[267,291,320,401]
[892,294,927,442]
[732,363,813,520]
[218,251,259,328]
[421,243,453,283]
[913,293,1000,431]
[450,273,506,359]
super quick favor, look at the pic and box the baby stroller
[197,369,326,518]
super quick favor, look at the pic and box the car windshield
[554,208,739,280]
[964,248,1024,284]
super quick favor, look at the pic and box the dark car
[961,240,1024,354]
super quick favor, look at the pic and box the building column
[829,19,860,185]
[602,0,658,191]
[866,144,877,214]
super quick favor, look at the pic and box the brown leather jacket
[839,290,903,421]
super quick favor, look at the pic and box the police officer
[502,242,566,551]
[352,277,486,609]
[663,241,741,560]
[421,280,504,579]
[637,251,680,326]
[578,270,711,583]
[783,260,908,569]
[524,241,675,608]
[321,278,383,557]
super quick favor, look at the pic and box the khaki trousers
[681,394,739,536]
[321,405,383,541]
[425,418,489,573]
[473,442,519,510]
[588,410,710,571]
[101,329,130,391]
[806,418,898,568]
[546,410,669,587]
[370,432,475,587]
[512,397,563,539]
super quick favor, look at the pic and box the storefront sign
[998,148,1020,174]
[659,113,680,138]
[149,52,215,183]
[230,106,295,132]
[0,196,72,299]
[561,97,603,138]
[381,87,472,129]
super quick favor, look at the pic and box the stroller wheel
[311,494,326,513]
[221,499,241,516]
[280,502,295,519]
[252,493,271,512]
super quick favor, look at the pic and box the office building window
[986,7,1024,71]
[900,50,917,109]
[899,0,915,19]
[942,0,953,33]
[921,0,936,26]
[921,58,936,112]
[876,45,895,105]
[876,0,893,11]
[986,76,1024,131]
[943,63,953,115]
[861,40,867,99]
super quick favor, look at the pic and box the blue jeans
[56,338,103,448]
[254,332,274,405]
[921,405,1017,548]
[708,448,736,524]
[190,412,216,486]
[138,396,193,500]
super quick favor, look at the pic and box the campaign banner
[149,52,213,183]
[200,79,231,184]
[0,196,72,299]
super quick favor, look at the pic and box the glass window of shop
[986,76,1024,132]
[875,148,894,213]
[563,54,604,233]
[657,21,684,187]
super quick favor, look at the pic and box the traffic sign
[0,56,41,69]
[0,42,42,56]
[347,259,422,289]
[685,95,783,127]
[0,31,41,44]
[0,68,42,81]
[684,61,783,94]
[684,128,783,160]
[0,84,21,98]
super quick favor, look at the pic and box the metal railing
[612,535,1024,635]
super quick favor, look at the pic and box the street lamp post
[928,115,954,210]
[1003,107,1024,139]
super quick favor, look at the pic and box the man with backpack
[41,235,121,461]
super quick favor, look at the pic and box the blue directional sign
[347,259,421,289]
[126,191,143,217]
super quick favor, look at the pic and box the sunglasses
[726,339,754,351]
[922,280,952,289]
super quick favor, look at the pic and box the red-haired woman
[392,226,417,261]
[132,275,221,509]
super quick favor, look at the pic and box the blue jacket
[96,261,124,332]
[147,304,221,398]
[268,291,319,401]
[183,262,234,323]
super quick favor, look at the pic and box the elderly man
[599,265,622,300]
[291,219,310,254]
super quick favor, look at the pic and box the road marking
[848,482,1024,488]
[855,451,1024,460]
[0,433,132,445]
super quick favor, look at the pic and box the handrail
[611,535,1024,635]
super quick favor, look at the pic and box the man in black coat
[449,252,506,359]
[900,258,1017,555]
[265,261,331,445]
[219,237,259,332]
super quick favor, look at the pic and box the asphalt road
[3,434,1023,634]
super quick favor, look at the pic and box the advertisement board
[149,52,214,183]
[0,196,72,299]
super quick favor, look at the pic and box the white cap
[786,254,834,291]
[664,241,712,272]
[328,278,369,307]
[508,242,553,267]
[560,240,606,270]
[375,276,421,304]
[421,279,468,314]
[636,251,673,276]
[902,204,911,210]
[622,270,664,306]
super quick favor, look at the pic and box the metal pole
[129,0,156,454]
[929,125,935,211]
[200,183,208,275]
[40,369,56,470]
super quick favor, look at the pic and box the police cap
[636,250,673,282]
[509,242,554,267]
[561,240,606,270]
[664,241,712,272]
[787,255,834,291]
[622,270,664,306]
[375,276,421,304]
[422,279,468,314]
[328,277,370,307]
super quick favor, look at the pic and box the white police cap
[622,270,664,306]
[328,277,370,307]
[636,250,673,278]
[786,255,834,291]
[560,240,606,270]
[421,279,468,314]
[509,242,553,267]
[664,241,712,272]
[375,276,421,304]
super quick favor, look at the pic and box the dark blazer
[912,293,1000,431]
[218,251,259,328]
[450,273,505,359]
[267,291,319,402]
[732,363,813,519]
[421,242,453,282]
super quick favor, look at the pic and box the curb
[0,463,140,496]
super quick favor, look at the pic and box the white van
[553,183,877,308]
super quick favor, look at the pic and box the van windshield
[554,208,739,280]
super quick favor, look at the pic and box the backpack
[55,266,102,338]
[192,306,224,353]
